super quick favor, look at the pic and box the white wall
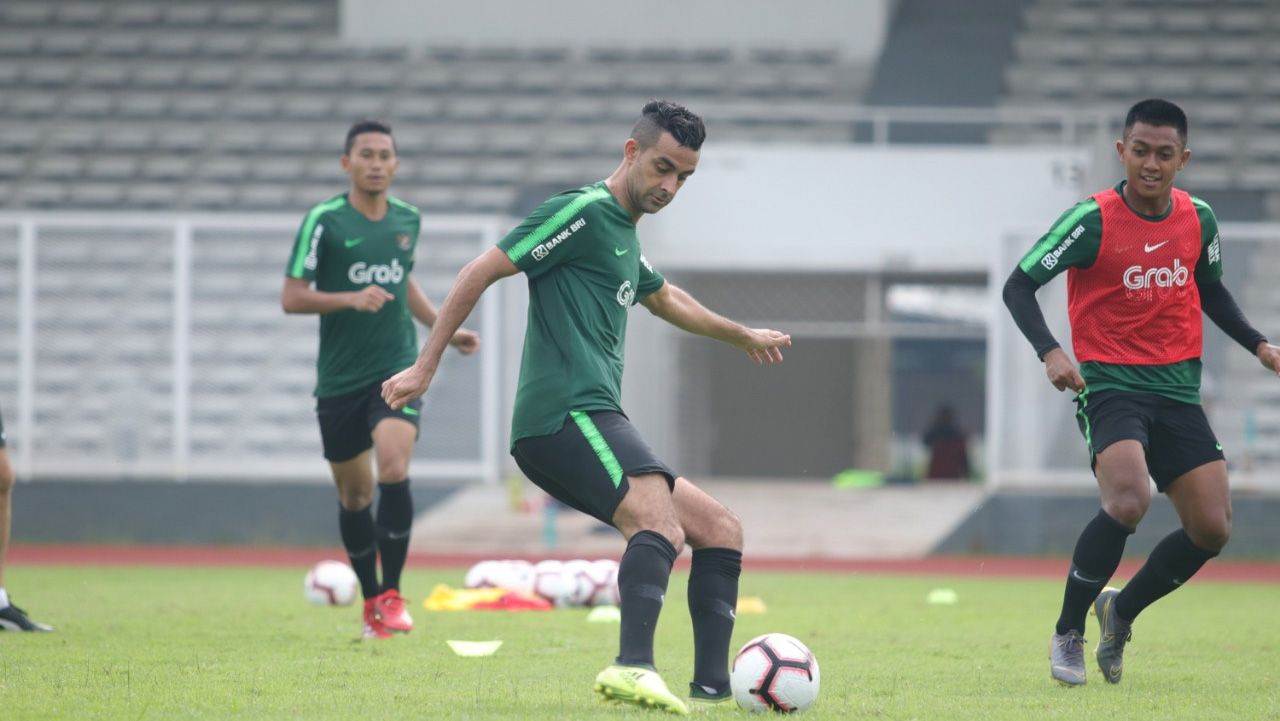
[643,144,1091,272]
[341,0,888,63]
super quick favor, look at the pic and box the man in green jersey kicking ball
[383,100,791,714]
[283,120,479,640]
[1003,98,1280,686]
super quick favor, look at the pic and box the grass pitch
[1,565,1277,720]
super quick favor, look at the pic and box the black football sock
[1055,509,1134,635]
[617,530,678,668]
[375,478,414,593]
[339,503,380,599]
[687,548,742,696]
[1115,529,1218,622]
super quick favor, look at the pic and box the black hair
[630,99,706,151]
[1124,98,1188,144]
[345,119,394,154]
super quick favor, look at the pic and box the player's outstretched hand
[739,328,791,365]
[382,365,432,411]
[350,285,394,313]
[1257,342,1280,377]
[1043,347,1086,393]
[450,328,481,355]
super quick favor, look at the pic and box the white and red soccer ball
[462,558,619,608]
[303,560,359,607]
[731,633,821,713]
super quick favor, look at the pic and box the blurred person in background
[0,405,54,631]
[1003,98,1280,686]
[922,403,970,480]
[382,100,791,714]
[281,120,479,640]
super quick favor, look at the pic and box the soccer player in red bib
[1003,99,1280,686]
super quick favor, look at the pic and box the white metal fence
[0,213,505,483]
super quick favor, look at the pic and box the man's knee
[1188,514,1231,553]
[1103,494,1149,528]
[0,456,14,495]
[376,457,409,483]
[690,506,742,551]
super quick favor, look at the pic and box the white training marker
[586,605,621,623]
[446,640,504,657]
[926,588,959,605]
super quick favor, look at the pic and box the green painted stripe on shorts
[1075,387,1094,459]
[505,187,610,264]
[1019,199,1098,273]
[290,196,347,277]
[570,410,624,488]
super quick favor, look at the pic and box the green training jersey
[498,181,665,444]
[1018,181,1222,404]
[285,193,421,398]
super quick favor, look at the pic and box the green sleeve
[498,186,610,279]
[286,208,329,280]
[1191,196,1223,284]
[636,252,665,301]
[1017,199,1103,285]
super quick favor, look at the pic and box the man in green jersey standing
[383,100,791,714]
[0,406,53,632]
[283,120,479,640]
[1003,99,1280,686]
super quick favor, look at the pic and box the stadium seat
[85,156,140,182]
[45,126,98,152]
[114,3,164,27]
[0,157,26,180]
[56,3,109,27]
[32,156,82,181]
[19,59,78,88]
[187,184,236,210]
[0,34,38,58]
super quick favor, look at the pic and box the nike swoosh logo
[614,247,629,256]
[344,237,365,248]
[1215,442,1223,451]
[1143,240,1169,253]
[384,529,412,540]
[1071,569,1102,584]
[401,406,419,417]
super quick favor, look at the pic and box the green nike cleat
[594,664,690,715]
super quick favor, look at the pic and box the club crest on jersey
[616,280,635,306]
[1123,258,1188,290]
[397,233,411,251]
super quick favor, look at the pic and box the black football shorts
[512,409,676,525]
[1074,389,1224,492]
[315,377,422,462]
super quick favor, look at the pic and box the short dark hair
[630,99,706,151]
[1124,98,1188,144]
[345,119,394,154]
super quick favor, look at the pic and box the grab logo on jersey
[616,280,635,306]
[349,258,405,285]
[1123,258,1188,290]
